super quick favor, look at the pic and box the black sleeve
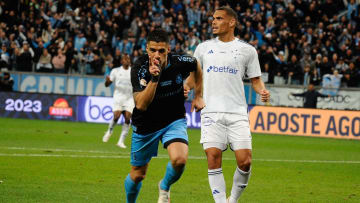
[316,91,328,98]
[131,56,150,93]
[292,92,305,97]
[177,55,198,78]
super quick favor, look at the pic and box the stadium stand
[0,0,359,87]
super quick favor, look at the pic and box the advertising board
[0,92,77,121]
[249,106,360,140]
[76,96,201,128]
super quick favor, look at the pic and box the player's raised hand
[149,55,161,76]
[191,96,205,112]
[260,89,270,103]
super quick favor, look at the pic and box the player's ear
[229,18,236,27]
[167,44,170,52]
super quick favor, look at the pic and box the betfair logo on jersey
[207,66,238,74]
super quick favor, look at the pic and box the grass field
[1,117,360,202]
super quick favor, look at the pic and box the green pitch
[0,118,359,202]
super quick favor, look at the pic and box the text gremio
[249,106,360,140]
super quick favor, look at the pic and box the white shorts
[113,98,134,113]
[201,113,252,151]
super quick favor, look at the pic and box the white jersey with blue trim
[109,66,134,103]
[194,37,261,115]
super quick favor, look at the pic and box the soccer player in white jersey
[189,6,270,203]
[103,54,134,148]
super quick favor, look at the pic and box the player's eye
[158,49,166,53]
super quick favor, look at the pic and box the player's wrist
[151,75,160,82]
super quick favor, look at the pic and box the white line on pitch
[0,146,127,155]
[0,152,360,164]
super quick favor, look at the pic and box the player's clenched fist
[260,89,270,103]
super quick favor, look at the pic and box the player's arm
[251,77,270,103]
[190,60,205,112]
[291,92,305,97]
[133,81,158,111]
[133,57,161,111]
[184,72,194,99]
[248,46,270,103]
[184,72,195,90]
[104,76,112,87]
[317,92,330,98]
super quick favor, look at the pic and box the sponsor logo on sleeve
[140,79,147,87]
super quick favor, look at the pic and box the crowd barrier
[1,91,359,140]
[256,86,360,110]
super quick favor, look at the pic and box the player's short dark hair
[216,6,238,22]
[147,29,169,44]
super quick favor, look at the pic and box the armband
[151,75,160,82]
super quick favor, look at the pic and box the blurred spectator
[0,69,14,91]
[302,64,312,86]
[0,44,9,69]
[341,70,358,87]
[74,31,86,52]
[117,38,134,55]
[84,48,94,74]
[344,0,359,20]
[64,41,76,73]
[52,49,66,73]
[36,48,52,73]
[104,61,113,77]
[309,68,322,86]
[291,83,330,109]
[90,54,104,75]
[319,56,332,76]
[335,57,349,73]
[172,0,184,13]
[287,55,302,85]
[321,70,343,96]
[16,41,33,72]
[112,49,122,68]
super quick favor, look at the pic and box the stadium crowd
[0,0,360,87]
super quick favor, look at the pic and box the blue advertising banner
[76,96,201,128]
[19,74,68,94]
[14,73,114,96]
[67,76,113,96]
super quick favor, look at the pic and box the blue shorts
[130,118,188,166]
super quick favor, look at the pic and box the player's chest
[114,70,131,84]
[203,48,247,76]
[203,48,247,67]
